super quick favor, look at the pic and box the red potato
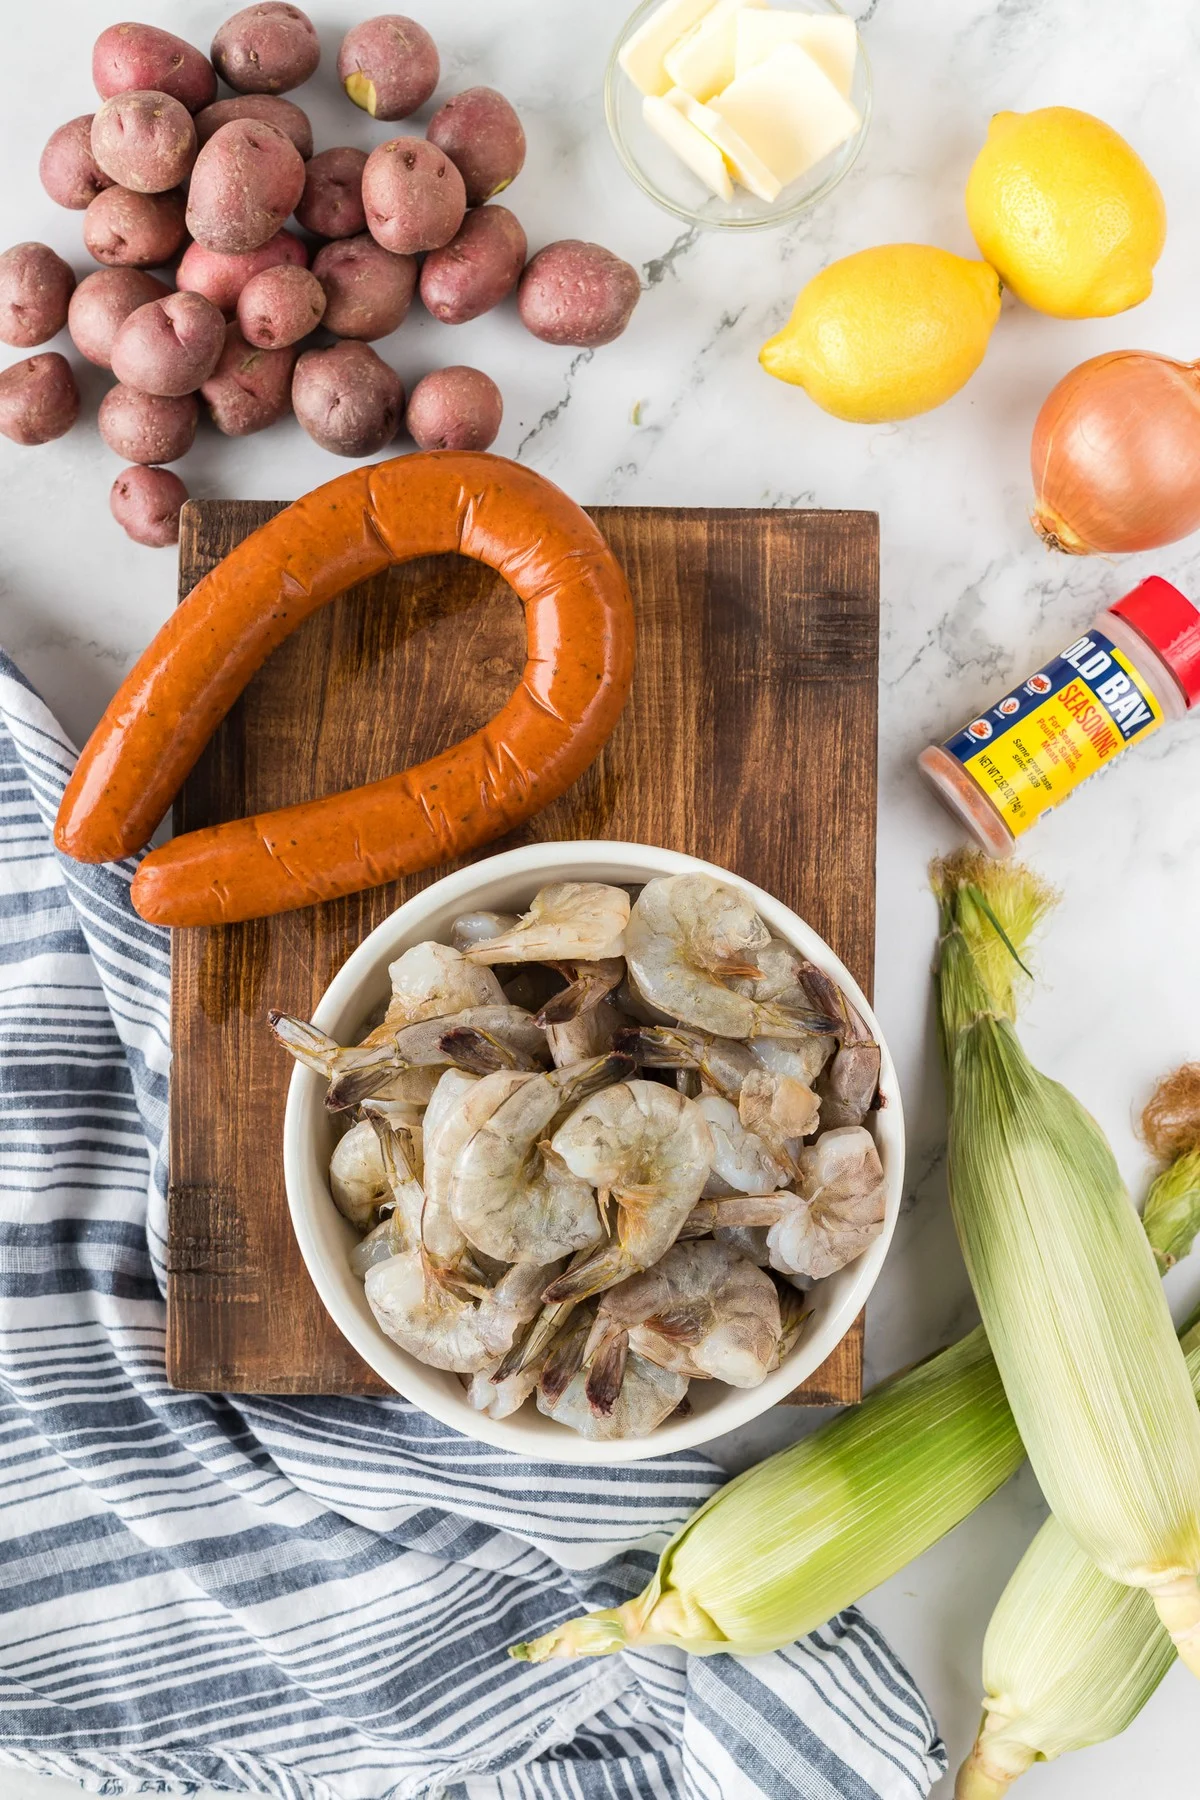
[427,88,526,207]
[93,23,217,112]
[518,240,641,347]
[200,322,296,435]
[83,186,187,268]
[337,15,439,120]
[186,119,306,255]
[295,147,368,239]
[68,268,171,368]
[237,265,325,348]
[110,292,226,396]
[195,95,313,158]
[91,90,197,194]
[110,464,188,546]
[0,244,76,349]
[419,205,526,325]
[0,353,79,444]
[292,340,403,455]
[406,365,502,451]
[362,137,466,256]
[212,3,320,95]
[40,116,113,210]
[312,235,416,340]
[177,230,307,317]
[99,385,198,463]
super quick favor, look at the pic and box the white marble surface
[4,1,1200,1796]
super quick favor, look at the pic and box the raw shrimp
[349,1211,411,1278]
[618,1025,820,1152]
[382,941,506,1025]
[468,1304,592,1418]
[461,882,630,965]
[751,1034,833,1089]
[540,1081,714,1303]
[695,1094,788,1198]
[537,1351,687,1439]
[535,959,625,1026]
[269,1006,547,1111]
[450,912,518,953]
[624,876,840,1039]
[449,1054,631,1264]
[799,964,882,1127]
[329,1118,393,1230]
[466,1360,541,1420]
[546,998,622,1069]
[421,1068,523,1267]
[583,1239,783,1403]
[365,1252,560,1373]
[711,1126,887,1281]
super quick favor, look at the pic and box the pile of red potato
[0,8,642,546]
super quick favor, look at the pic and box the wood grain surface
[167,499,880,1407]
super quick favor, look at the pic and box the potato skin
[83,187,187,268]
[110,291,226,396]
[427,88,526,207]
[40,115,114,210]
[195,95,313,159]
[212,3,321,95]
[406,365,502,451]
[0,352,80,444]
[237,265,325,348]
[0,244,76,349]
[200,321,296,435]
[99,384,198,463]
[177,229,307,317]
[362,137,466,256]
[518,240,641,348]
[110,464,188,547]
[292,340,403,455]
[68,268,171,368]
[91,90,197,195]
[338,15,439,121]
[186,119,306,255]
[312,234,416,340]
[93,24,217,113]
[295,146,368,239]
[419,205,526,325]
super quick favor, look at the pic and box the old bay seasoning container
[920,576,1200,856]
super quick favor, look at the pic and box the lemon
[759,244,1002,424]
[965,107,1166,318]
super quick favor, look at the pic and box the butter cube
[673,90,782,202]
[663,0,767,103]
[710,42,861,187]
[619,0,719,97]
[734,11,858,96]
[644,92,735,199]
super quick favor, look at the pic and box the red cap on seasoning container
[1111,576,1200,708]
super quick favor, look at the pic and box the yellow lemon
[759,244,1002,424]
[965,106,1166,318]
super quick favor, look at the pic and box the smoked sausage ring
[55,452,635,926]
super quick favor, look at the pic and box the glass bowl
[605,0,872,230]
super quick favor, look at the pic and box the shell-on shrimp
[365,1252,561,1373]
[382,941,506,1025]
[539,1081,714,1304]
[545,998,623,1070]
[536,1351,687,1439]
[582,1239,783,1406]
[329,1118,394,1231]
[461,882,630,965]
[617,1025,820,1157]
[468,1303,594,1419]
[694,1094,788,1198]
[799,964,882,1127]
[268,1005,548,1111]
[624,876,841,1040]
[711,1125,887,1281]
[535,959,625,1026]
[450,912,519,953]
[449,1053,632,1264]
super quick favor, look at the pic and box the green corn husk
[511,1326,1024,1662]
[956,1308,1200,1800]
[934,852,1200,1674]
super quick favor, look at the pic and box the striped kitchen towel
[0,650,946,1800]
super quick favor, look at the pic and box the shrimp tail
[710,1195,791,1229]
[437,1026,528,1075]
[267,1010,339,1077]
[757,1001,844,1037]
[536,959,625,1026]
[538,1313,592,1407]
[557,1049,636,1106]
[641,1301,709,1345]
[326,1044,408,1112]
[541,1240,634,1306]
[584,1327,629,1416]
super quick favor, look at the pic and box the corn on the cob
[956,1309,1200,1799]
[511,1326,1023,1661]
[934,851,1200,1674]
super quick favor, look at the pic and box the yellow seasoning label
[940,632,1163,835]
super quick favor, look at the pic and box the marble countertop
[5,1,1200,1796]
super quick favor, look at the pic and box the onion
[1031,350,1200,555]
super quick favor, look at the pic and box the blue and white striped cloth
[0,650,946,1800]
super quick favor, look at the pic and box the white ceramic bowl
[283,841,904,1463]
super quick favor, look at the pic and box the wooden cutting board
[167,499,879,1405]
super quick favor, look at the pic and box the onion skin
[1031,350,1200,555]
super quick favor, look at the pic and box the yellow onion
[1031,350,1200,554]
